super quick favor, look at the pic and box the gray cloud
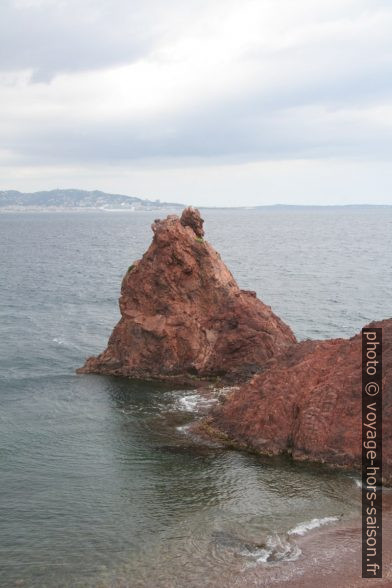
[0,0,210,80]
[6,97,392,166]
[1,0,392,176]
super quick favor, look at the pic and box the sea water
[0,208,391,587]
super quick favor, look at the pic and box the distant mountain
[0,189,185,211]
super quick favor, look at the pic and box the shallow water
[0,208,391,587]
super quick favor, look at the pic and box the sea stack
[78,207,296,381]
[200,318,392,484]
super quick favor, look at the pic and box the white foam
[240,535,302,564]
[177,394,200,411]
[176,393,218,413]
[52,336,80,349]
[253,548,270,563]
[176,423,192,434]
[288,516,339,536]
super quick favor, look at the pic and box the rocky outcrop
[200,318,391,483]
[78,206,391,481]
[78,207,296,381]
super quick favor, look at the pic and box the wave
[176,423,193,434]
[52,337,82,351]
[176,393,218,413]
[246,535,302,564]
[212,530,301,565]
[174,386,237,414]
[288,515,339,536]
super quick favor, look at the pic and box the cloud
[0,0,214,80]
[1,0,392,203]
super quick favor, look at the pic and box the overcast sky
[1,0,392,206]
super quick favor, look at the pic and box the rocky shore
[198,318,391,484]
[78,207,391,481]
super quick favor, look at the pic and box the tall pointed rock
[78,207,296,381]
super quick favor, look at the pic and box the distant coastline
[0,189,184,213]
[0,189,391,212]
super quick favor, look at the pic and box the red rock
[201,318,391,484]
[78,207,296,381]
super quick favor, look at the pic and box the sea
[0,207,391,587]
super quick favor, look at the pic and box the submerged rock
[78,207,296,381]
[199,318,391,484]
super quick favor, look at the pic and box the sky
[1,0,392,206]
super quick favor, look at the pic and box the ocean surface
[0,208,391,587]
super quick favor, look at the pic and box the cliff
[200,318,391,483]
[78,207,296,381]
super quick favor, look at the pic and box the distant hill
[0,189,185,211]
[1,190,389,212]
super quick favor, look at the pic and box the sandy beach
[246,490,392,588]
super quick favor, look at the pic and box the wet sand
[247,491,392,588]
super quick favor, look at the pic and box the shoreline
[245,492,392,588]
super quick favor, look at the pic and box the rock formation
[78,207,296,381]
[199,318,391,484]
[78,206,391,482]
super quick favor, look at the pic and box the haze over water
[0,208,391,587]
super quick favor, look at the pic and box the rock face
[201,318,391,483]
[78,207,296,381]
